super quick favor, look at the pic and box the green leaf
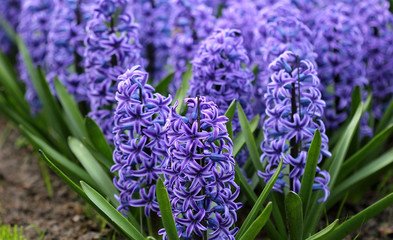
[239,202,272,240]
[156,179,179,240]
[325,192,393,240]
[328,148,393,207]
[155,72,174,94]
[81,182,145,240]
[38,151,141,238]
[285,192,303,240]
[348,86,361,119]
[305,219,339,240]
[85,117,114,162]
[237,102,262,172]
[54,78,88,140]
[233,114,260,157]
[236,159,283,239]
[224,100,237,139]
[20,125,95,187]
[338,125,393,181]
[305,104,363,235]
[0,14,17,43]
[376,98,393,134]
[173,64,192,113]
[299,130,321,215]
[68,137,118,205]
[234,163,257,204]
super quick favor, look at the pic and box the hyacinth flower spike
[160,96,241,239]
[259,51,331,202]
[111,66,172,217]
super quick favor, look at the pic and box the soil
[0,118,118,240]
[0,116,393,240]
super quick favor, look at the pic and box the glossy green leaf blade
[376,98,393,134]
[155,72,174,94]
[329,148,393,206]
[239,202,272,240]
[299,130,321,214]
[233,114,259,157]
[305,219,339,240]
[305,104,363,235]
[38,151,141,238]
[68,137,118,204]
[339,125,393,181]
[81,182,145,240]
[234,163,257,204]
[54,78,87,140]
[237,102,262,172]
[236,159,283,239]
[0,14,17,42]
[325,192,393,240]
[173,64,192,113]
[20,125,95,187]
[285,192,303,240]
[156,179,179,240]
[85,117,114,162]
[224,100,237,139]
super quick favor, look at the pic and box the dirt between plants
[0,118,120,240]
[0,117,393,240]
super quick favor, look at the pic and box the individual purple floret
[168,0,216,94]
[0,0,21,55]
[260,51,331,202]
[313,3,371,135]
[17,0,54,113]
[46,0,95,102]
[132,0,171,83]
[190,28,254,133]
[84,0,143,143]
[160,96,241,239]
[111,66,172,217]
[355,0,393,119]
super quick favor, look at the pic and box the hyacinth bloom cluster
[355,0,393,119]
[260,51,331,202]
[313,4,368,131]
[17,0,54,113]
[45,0,95,102]
[190,28,254,133]
[84,0,142,142]
[111,66,172,217]
[0,0,20,54]
[132,0,171,83]
[161,97,241,239]
[168,0,216,94]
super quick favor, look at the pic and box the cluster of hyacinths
[84,0,142,143]
[17,0,54,113]
[161,96,241,239]
[355,0,393,119]
[168,0,215,94]
[190,28,254,133]
[45,0,95,102]
[312,3,369,133]
[0,0,20,54]
[111,66,172,217]
[260,51,331,202]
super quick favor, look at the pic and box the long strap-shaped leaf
[155,72,174,95]
[285,192,303,240]
[299,130,321,216]
[236,159,283,239]
[224,100,237,139]
[85,117,114,163]
[239,202,273,240]
[233,115,260,157]
[39,151,144,239]
[376,98,393,134]
[81,182,146,240]
[156,179,179,240]
[305,219,339,240]
[173,64,192,113]
[325,192,393,240]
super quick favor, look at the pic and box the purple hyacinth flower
[111,65,172,217]
[0,0,21,55]
[84,0,143,143]
[259,51,331,202]
[161,96,241,239]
